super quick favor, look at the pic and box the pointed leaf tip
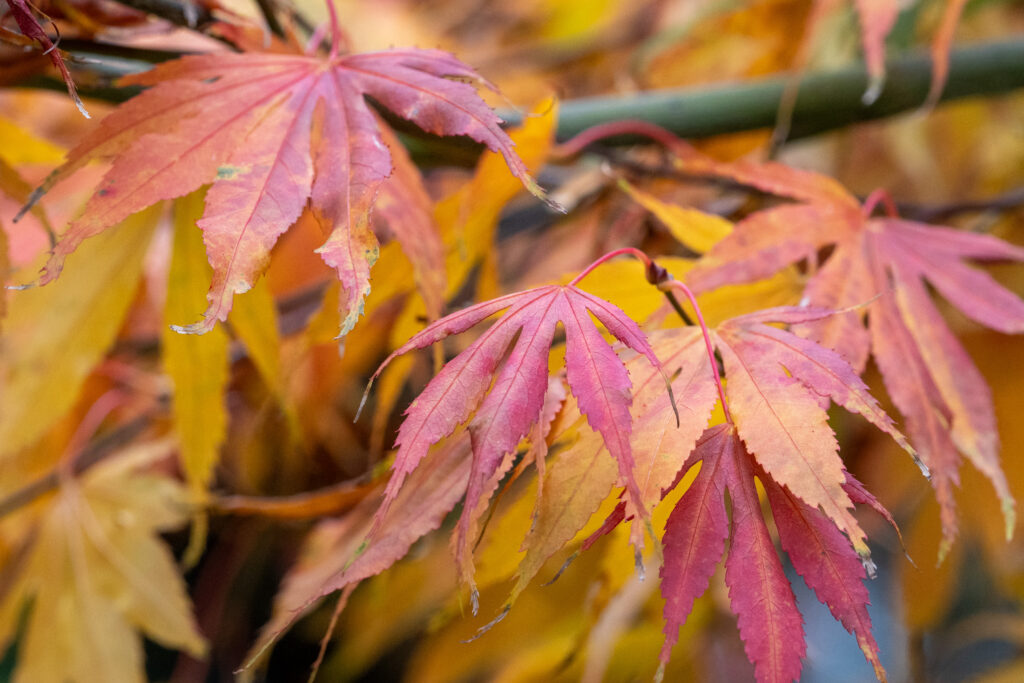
[461,605,510,643]
[170,317,217,335]
[862,75,884,106]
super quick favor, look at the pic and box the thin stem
[862,188,900,218]
[567,247,652,287]
[661,280,731,424]
[0,415,151,519]
[553,119,693,160]
[56,390,127,479]
[308,587,352,683]
[662,290,695,326]
[324,0,341,59]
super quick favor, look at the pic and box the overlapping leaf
[500,307,907,681]
[714,306,917,559]
[508,327,719,607]
[21,45,545,336]
[0,206,157,459]
[679,149,1022,553]
[363,281,668,598]
[163,191,229,493]
[245,432,473,670]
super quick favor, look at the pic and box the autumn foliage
[2,1,1024,682]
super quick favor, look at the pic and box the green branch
[541,38,1024,142]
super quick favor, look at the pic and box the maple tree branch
[0,414,151,519]
[57,39,188,64]
[398,38,1024,164]
[897,185,1024,223]
[543,38,1024,142]
[110,0,215,29]
[211,477,374,519]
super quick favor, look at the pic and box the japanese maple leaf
[506,326,721,608]
[20,44,544,335]
[712,306,916,560]
[0,445,204,683]
[362,277,669,600]
[659,424,886,683]
[522,307,912,570]
[676,149,1023,554]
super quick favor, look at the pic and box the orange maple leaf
[676,149,1022,555]
[20,41,546,336]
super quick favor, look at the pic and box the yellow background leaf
[436,98,558,298]
[619,180,733,253]
[0,206,158,459]
[164,190,230,491]
[0,117,66,166]
[0,443,205,683]
[229,270,305,446]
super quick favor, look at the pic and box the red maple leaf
[660,423,885,683]
[670,148,1022,555]
[361,254,673,603]
[20,37,546,335]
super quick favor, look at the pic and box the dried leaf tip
[521,174,564,213]
[1003,499,1017,541]
[862,74,885,106]
[169,316,217,335]
[461,605,510,643]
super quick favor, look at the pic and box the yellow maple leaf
[0,443,205,683]
[0,206,158,460]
